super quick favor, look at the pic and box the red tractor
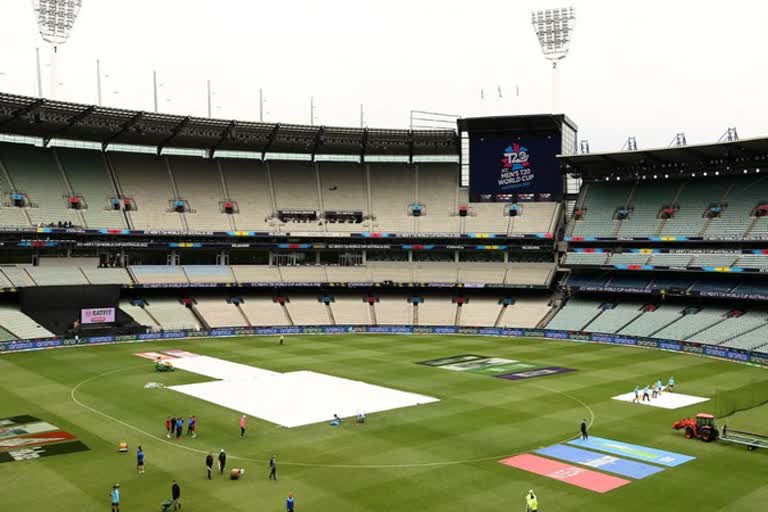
[673,413,719,442]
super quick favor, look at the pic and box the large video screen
[469,133,562,202]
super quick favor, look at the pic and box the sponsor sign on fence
[0,326,763,367]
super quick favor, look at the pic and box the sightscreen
[469,133,563,202]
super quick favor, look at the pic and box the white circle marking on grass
[71,366,595,469]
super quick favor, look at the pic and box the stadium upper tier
[0,143,559,235]
[0,262,556,289]
[567,175,768,240]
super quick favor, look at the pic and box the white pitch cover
[166,354,438,428]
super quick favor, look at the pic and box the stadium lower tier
[3,290,768,356]
[546,297,768,354]
[0,293,555,339]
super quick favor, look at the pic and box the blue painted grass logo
[499,143,534,191]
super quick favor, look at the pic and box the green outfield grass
[1,334,767,511]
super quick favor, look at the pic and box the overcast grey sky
[1,0,766,152]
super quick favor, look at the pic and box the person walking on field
[218,449,227,475]
[169,416,176,438]
[171,480,181,508]
[279,334,284,345]
[206,452,214,480]
[110,483,120,512]
[580,418,589,440]
[165,416,172,438]
[240,415,247,438]
[269,454,278,480]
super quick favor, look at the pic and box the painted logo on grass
[417,355,574,380]
[0,415,88,464]
[495,367,576,380]
[417,354,489,367]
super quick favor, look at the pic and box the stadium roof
[0,93,458,157]
[457,114,577,135]
[560,136,768,180]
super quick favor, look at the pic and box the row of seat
[129,263,555,287]
[545,298,768,353]
[565,272,768,296]
[570,176,768,239]
[120,295,553,331]
[563,252,764,268]
[0,143,558,234]
[0,263,555,289]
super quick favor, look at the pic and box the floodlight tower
[32,0,83,99]
[531,7,576,113]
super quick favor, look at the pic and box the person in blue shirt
[657,378,664,395]
[111,483,120,512]
[668,376,675,391]
[286,492,295,512]
[642,384,650,402]
[137,446,145,474]
[633,385,640,403]
[176,417,183,439]
[187,416,197,438]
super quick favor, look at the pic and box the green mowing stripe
[1,334,767,512]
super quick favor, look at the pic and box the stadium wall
[1,325,766,368]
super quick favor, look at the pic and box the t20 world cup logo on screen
[501,143,530,170]
[498,143,534,191]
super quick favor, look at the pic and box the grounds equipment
[672,413,718,442]
[719,429,768,451]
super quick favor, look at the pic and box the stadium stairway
[653,182,685,236]
[325,302,336,325]
[281,302,294,326]
[140,305,163,330]
[581,307,606,331]
[101,152,132,229]
[214,160,237,231]
[683,315,729,341]
[536,299,563,328]
[494,304,507,327]
[51,150,88,228]
[235,302,252,327]
[717,319,768,346]
[189,301,211,330]
[648,315,684,338]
